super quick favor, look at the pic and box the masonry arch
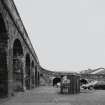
[13,39,23,56]
[0,13,8,97]
[53,77,61,86]
[13,39,24,91]
[25,53,31,89]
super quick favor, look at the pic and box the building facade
[0,0,40,97]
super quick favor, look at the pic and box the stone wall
[0,0,40,97]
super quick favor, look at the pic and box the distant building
[80,67,105,74]
[80,68,105,81]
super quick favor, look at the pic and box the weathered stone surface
[0,0,40,97]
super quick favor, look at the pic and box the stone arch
[25,53,31,89]
[53,77,61,87]
[31,61,35,88]
[13,39,24,91]
[0,13,8,97]
[0,14,7,33]
[13,39,23,56]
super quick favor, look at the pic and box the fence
[60,74,80,94]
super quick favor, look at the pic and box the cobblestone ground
[0,86,105,105]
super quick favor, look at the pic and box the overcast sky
[14,0,105,72]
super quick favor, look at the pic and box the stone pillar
[30,65,32,89]
[30,66,35,89]
[31,67,35,89]
[34,68,36,88]
[7,41,14,97]
[37,66,40,87]
[35,66,37,87]
[21,57,26,91]
[33,68,35,88]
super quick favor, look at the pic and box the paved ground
[0,86,105,105]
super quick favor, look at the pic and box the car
[81,80,98,90]
[93,81,105,90]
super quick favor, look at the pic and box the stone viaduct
[40,67,78,86]
[0,0,40,97]
[80,74,105,81]
[40,67,105,86]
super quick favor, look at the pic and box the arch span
[25,53,31,89]
[53,77,61,87]
[13,39,24,91]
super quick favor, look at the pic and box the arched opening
[0,14,6,33]
[0,14,8,97]
[25,54,30,89]
[53,78,61,87]
[13,39,23,92]
[80,79,88,85]
[13,39,23,56]
[31,61,35,88]
[35,66,37,87]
